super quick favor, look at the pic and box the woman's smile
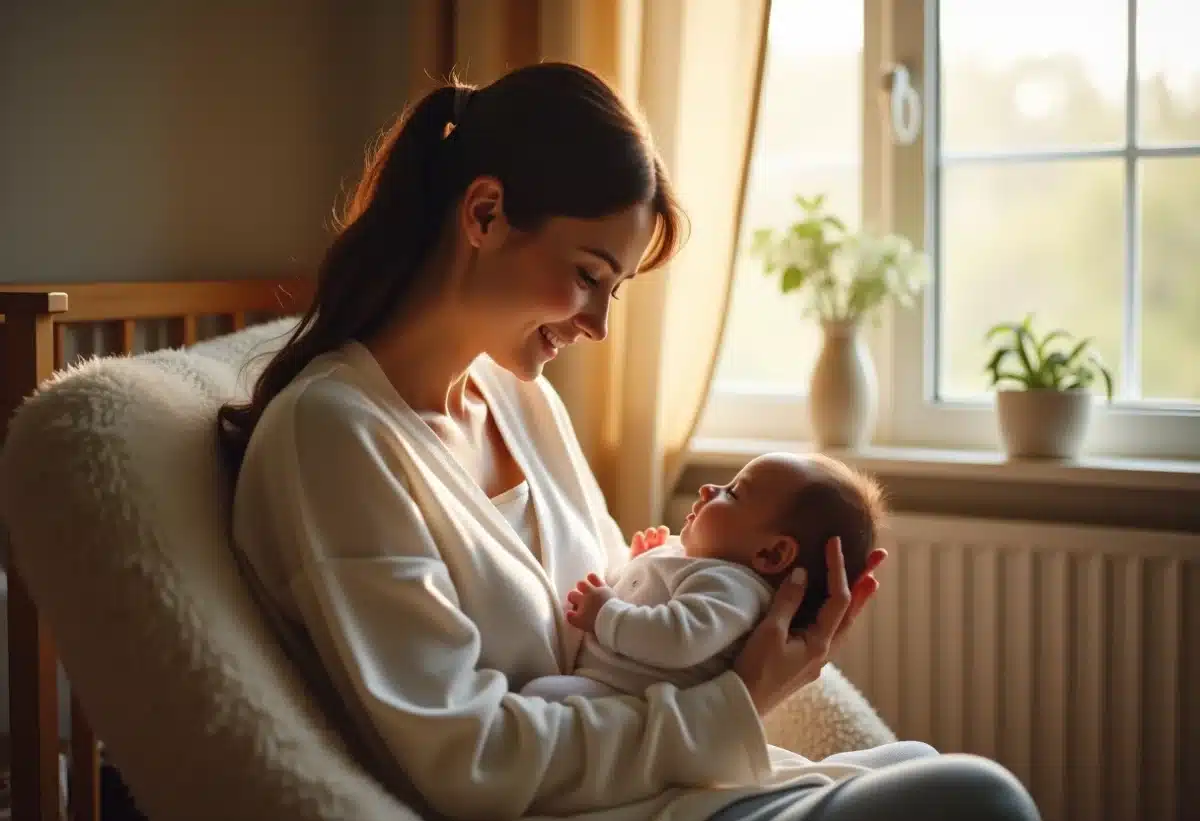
[539,325,570,357]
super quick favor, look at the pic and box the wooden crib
[0,277,314,821]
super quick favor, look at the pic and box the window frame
[699,0,1200,461]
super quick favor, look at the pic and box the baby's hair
[775,454,888,631]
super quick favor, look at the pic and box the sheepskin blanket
[0,319,892,820]
[762,665,894,759]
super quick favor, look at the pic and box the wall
[0,0,447,736]
[0,0,445,284]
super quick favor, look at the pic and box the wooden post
[70,695,100,821]
[1,291,70,821]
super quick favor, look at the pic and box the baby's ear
[752,535,798,575]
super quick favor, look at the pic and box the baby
[520,452,885,701]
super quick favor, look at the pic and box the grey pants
[708,743,1041,821]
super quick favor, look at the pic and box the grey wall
[0,0,440,284]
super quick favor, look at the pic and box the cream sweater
[575,543,773,694]
[231,342,870,821]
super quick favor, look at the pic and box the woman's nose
[697,484,717,504]
[573,295,610,342]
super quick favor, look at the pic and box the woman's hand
[733,537,887,716]
[630,526,670,559]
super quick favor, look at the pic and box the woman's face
[458,180,656,380]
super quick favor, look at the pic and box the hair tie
[444,87,475,140]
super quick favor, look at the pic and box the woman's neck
[366,306,483,418]
[365,238,491,418]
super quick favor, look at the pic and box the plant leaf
[751,227,773,248]
[1039,351,1068,389]
[991,369,1032,389]
[1062,337,1092,368]
[1064,368,1095,391]
[1089,353,1115,401]
[780,265,806,293]
[1014,326,1037,382]
[985,347,1014,375]
[792,221,824,239]
[1037,329,1071,360]
[985,321,1024,341]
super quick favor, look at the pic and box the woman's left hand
[733,537,886,716]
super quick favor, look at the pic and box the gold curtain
[419,0,771,534]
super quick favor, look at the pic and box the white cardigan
[231,342,870,821]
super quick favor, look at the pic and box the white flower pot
[995,389,1093,460]
[809,320,877,449]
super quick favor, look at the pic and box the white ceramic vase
[809,319,877,449]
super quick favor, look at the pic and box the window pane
[940,0,1127,154]
[1139,0,1200,144]
[937,160,1125,399]
[1141,156,1200,401]
[714,0,861,392]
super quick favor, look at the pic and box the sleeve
[593,567,768,670]
[262,385,771,820]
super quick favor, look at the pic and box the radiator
[665,498,1200,821]
[834,514,1199,821]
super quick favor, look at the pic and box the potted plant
[984,315,1114,459]
[750,194,929,448]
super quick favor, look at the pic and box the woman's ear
[752,535,799,576]
[461,176,507,249]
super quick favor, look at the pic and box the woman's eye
[577,267,625,300]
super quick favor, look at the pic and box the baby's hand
[565,573,615,635]
[630,526,670,558]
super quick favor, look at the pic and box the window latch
[884,63,922,146]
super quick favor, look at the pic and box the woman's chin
[491,346,548,382]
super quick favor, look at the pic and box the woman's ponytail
[217,83,473,468]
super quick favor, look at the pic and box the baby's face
[679,453,810,570]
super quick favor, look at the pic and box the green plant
[984,315,1114,400]
[749,194,929,325]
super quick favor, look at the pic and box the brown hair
[778,455,887,630]
[217,62,685,469]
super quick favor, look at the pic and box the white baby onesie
[571,541,774,695]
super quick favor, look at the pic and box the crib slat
[121,319,137,354]
[167,314,199,348]
[231,311,247,331]
[70,695,100,821]
[53,324,66,370]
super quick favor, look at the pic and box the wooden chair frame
[0,278,313,821]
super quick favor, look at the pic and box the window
[702,0,1200,459]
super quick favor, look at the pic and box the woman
[218,63,1040,821]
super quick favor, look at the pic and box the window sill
[687,436,1200,493]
